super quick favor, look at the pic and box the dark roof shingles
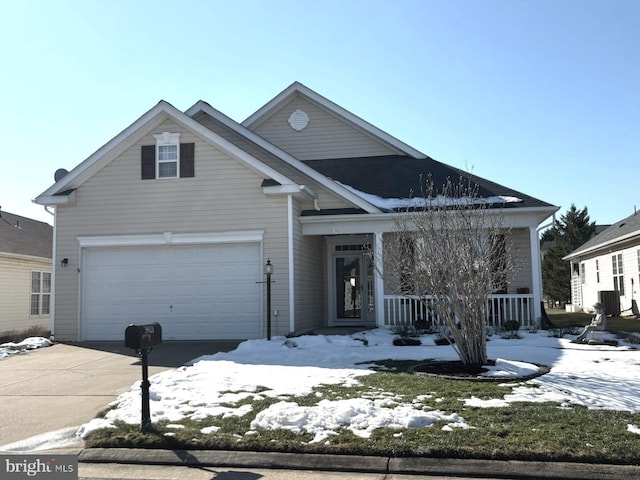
[0,211,53,259]
[304,156,554,210]
[567,211,640,258]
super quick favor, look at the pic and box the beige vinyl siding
[0,256,51,333]
[251,95,400,160]
[292,200,325,333]
[53,119,291,340]
[193,111,360,212]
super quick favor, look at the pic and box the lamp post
[265,258,273,340]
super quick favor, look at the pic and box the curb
[79,448,640,479]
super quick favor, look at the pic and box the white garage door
[81,243,262,340]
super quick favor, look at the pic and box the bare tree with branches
[382,176,516,370]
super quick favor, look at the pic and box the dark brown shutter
[141,145,155,180]
[180,143,195,178]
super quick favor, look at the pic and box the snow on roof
[337,182,523,210]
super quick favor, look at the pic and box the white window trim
[612,253,624,296]
[154,132,180,179]
[77,230,264,248]
[30,270,51,316]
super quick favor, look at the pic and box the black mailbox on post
[125,323,162,350]
[124,322,162,433]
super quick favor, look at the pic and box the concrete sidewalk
[75,448,640,480]
[0,341,239,446]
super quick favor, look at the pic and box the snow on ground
[76,328,640,442]
[0,337,52,359]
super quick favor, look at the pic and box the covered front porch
[311,221,544,331]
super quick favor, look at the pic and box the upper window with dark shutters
[155,132,180,178]
[141,132,195,180]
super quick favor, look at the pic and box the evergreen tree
[542,204,596,304]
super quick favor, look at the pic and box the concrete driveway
[0,340,240,447]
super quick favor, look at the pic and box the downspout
[288,194,295,333]
[45,206,56,340]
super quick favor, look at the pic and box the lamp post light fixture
[265,258,273,340]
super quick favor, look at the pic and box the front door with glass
[334,251,374,324]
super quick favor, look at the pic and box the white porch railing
[383,294,535,329]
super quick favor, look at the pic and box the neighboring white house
[564,211,640,316]
[0,209,52,334]
[34,82,558,342]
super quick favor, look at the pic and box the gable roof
[305,155,556,212]
[242,82,427,159]
[0,210,52,259]
[185,101,382,214]
[34,82,558,225]
[34,101,302,205]
[565,211,640,260]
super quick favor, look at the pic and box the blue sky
[2,0,638,227]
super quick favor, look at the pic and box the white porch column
[529,226,542,322]
[374,231,385,327]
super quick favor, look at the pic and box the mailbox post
[125,323,162,433]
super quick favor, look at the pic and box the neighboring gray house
[0,209,52,333]
[34,82,558,341]
[565,211,640,316]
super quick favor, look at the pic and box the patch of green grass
[84,369,640,464]
[356,358,433,372]
[548,310,640,333]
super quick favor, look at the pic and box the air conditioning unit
[598,291,620,316]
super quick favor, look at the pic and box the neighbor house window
[30,271,51,316]
[580,263,586,284]
[612,254,624,296]
[596,259,600,283]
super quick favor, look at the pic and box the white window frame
[612,253,624,296]
[30,271,51,316]
[580,262,586,284]
[154,132,180,179]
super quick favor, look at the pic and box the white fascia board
[35,101,296,204]
[241,82,427,159]
[186,100,381,214]
[563,230,640,260]
[77,230,264,248]
[0,252,52,263]
[35,102,173,201]
[263,184,317,201]
[33,190,77,206]
[300,206,559,236]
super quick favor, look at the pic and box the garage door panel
[81,243,262,340]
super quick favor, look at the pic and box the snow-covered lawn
[78,329,640,442]
[0,337,52,359]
